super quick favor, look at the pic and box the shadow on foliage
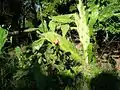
[14,59,89,90]
[90,72,120,90]
[21,62,87,90]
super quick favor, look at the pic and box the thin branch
[8,28,39,35]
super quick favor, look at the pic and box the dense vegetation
[0,0,120,90]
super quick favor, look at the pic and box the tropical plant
[32,0,102,85]
[1,0,120,90]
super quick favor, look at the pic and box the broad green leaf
[39,20,48,33]
[43,32,81,61]
[49,21,57,32]
[50,14,74,24]
[0,28,8,52]
[32,38,45,52]
[61,24,70,37]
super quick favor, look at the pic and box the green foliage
[39,20,48,33]
[15,46,34,70]
[50,14,74,24]
[86,0,120,33]
[31,0,103,84]
[75,0,91,64]
[40,1,58,17]
[2,0,120,89]
[33,0,103,81]
[38,0,78,18]
[15,46,22,60]
[0,53,17,89]
[32,38,45,52]
[61,24,70,37]
[0,28,8,53]
[43,32,81,61]
[48,14,74,36]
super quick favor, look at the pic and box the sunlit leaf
[49,21,57,32]
[0,28,8,52]
[50,14,74,24]
[61,24,70,37]
[43,32,81,61]
[39,20,48,33]
[32,38,45,52]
